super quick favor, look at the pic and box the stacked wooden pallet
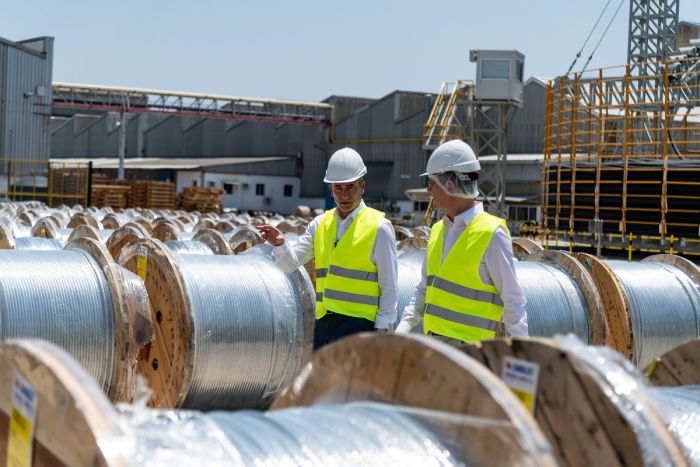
[90,174,130,208]
[178,187,224,213]
[129,180,177,209]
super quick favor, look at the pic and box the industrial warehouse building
[2,34,548,230]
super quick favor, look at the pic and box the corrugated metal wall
[331,91,432,201]
[507,79,546,154]
[48,84,546,204]
[0,37,53,172]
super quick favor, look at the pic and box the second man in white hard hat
[396,139,528,343]
[258,148,398,351]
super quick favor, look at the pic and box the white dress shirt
[396,202,528,337]
[272,201,398,330]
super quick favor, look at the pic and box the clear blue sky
[3,1,700,102]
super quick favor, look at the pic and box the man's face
[330,180,365,215]
[426,175,453,211]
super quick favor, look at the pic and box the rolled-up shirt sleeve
[484,228,529,337]
[395,253,427,334]
[272,216,319,272]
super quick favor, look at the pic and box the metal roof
[49,156,293,170]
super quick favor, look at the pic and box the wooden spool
[214,220,237,233]
[646,338,700,387]
[412,226,431,239]
[273,333,556,466]
[461,337,688,467]
[526,250,608,345]
[66,238,153,402]
[644,253,699,286]
[67,225,102,243]
[576,253,632,358]
[193,218,215,232]
[117,238,313,408]
[67,213,100,229]
[192,229,233,255]
[30,218,59,239]
[49,212,67,228]
[293,205,312,218]
[101,214,122,230]
[228,225,264,254]
[134,217,154,234]
[0,223,15,249]
[397,236,428,250]
[16,212,34,227]
[106,225,148,260]
[276,220,305,235]
[0,340,124,466]
[152,220,182,242]
[116,239,196,408]
[512,237,544,260]
[394,225,414,241]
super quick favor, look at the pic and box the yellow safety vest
[424,211,509,343]
[314,207,384,321]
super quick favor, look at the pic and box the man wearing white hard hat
[396,139,528,343]
[258,148,398,350]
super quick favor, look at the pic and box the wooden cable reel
[461,337,688,467]
[646,338,700,387]
[526,249,608,345]
[274,333,556,466]
[577,252,700,362]
[511,237,544,260]
[64,238,153,402]
[106,225,148,260]
[192,228,233,255]
[228,225,264,254]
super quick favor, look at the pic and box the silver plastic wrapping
[653,386,700,464]
[0,249,115,391]
[555,335,679,466]
[515,261,591,342]
[607,260,700,368]
[174,244,312,410]
[164,240,213,255]
[14,236,64,250]
[109,400,551,466]
[396,247,424,332]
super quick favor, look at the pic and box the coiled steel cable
[652,386,700,464]
[173,245,310,409]
[515,261,591,342]
[606,261,700,368]
[395,248,424,331]
[14,237,64,250]
[165,240,213,255]
[120,402,460,466]
[0,249,115,390]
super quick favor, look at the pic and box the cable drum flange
[0,237,152,402]
[522,250,607,344]
[117,239,314,410]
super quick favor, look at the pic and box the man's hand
[256,224,285,246]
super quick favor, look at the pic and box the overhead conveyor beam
[51,82,333,126]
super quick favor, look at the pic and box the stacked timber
[128,180,177,209]
[177,186,224,213]
[90,176,130,209]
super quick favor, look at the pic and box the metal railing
[542,55,700,256]
[0,158,91,207]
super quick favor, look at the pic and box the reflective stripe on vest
[423,211,509,343]
[426,275,503,307]
[313,206,384,321]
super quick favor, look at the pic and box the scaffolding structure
[542,55,700,256]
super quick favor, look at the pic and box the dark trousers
[313,312,375,351]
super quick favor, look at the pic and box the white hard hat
[421,139,480,176]
[323,147,368,183]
